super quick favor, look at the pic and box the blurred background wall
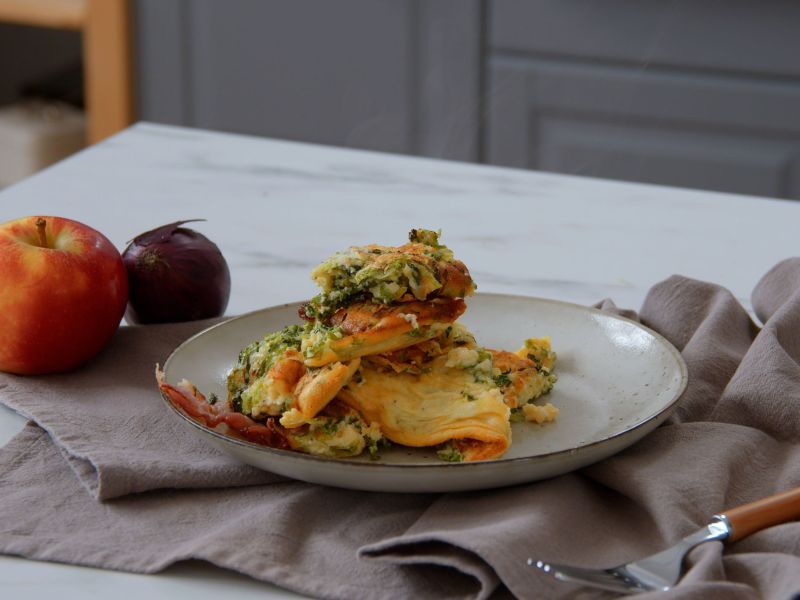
[2,0,800,199]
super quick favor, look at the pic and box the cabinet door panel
[487,58,800,199]
[134,0,481,159]
[538,118,794,198]
[188,0,411,153]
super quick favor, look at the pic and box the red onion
[122,220,231,324]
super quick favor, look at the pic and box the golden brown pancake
[292,358,361,420]
[301,298,466,367]
[337,353,511,461]
[304,229,476,321]
[354,240,474,300]
[489,349,557,409]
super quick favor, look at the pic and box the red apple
[0,216,128,375]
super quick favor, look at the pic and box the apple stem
[35,218,49,248]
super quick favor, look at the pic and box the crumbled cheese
[445,347,480,369]
[522,402,559,424]
[325,423,363,450]
[445,322,476,346]
[400,313,419,329]
[241,377,284,417]
[473,358,493,375]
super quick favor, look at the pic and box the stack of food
[158,229,558,462]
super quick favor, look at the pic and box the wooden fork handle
[718,485,800,542]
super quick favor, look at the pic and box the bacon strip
[156,365,290,450]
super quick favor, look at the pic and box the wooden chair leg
[83,0,134,144]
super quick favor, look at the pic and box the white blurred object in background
[0,100,85,188]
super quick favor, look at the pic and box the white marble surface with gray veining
[0,123,798,599]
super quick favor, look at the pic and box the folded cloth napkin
[0,318,282,500]
[2,260,800,599]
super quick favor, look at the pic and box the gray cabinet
[134,1,800,199]
[134,0,481,161]
[486,1,800,199]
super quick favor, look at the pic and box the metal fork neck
[702,515,733,543]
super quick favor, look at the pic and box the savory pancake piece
[290,358,361,420]
[301,298,466,367]
[489,348,557,409]
[279,400,384,459]
[243,351,307,419]
[303,229,476,320]
[164,365,384,458]
[515,336,557,373]
[227,325,305,418]
[226,322,362,420]
[165,223,565,464]
[360,322,478,375]
[337,354,511,462]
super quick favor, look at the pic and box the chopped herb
[208,393,218,405]
[493,372,512,388]
[367,436,389,460]
[437,443,464,463]
[509,408,525,423]
[408,228,444,248]
[302,321,347,358]
[368,440,380,460]
[461,391,476,401]
[407,262,422,286]
[231,393,243,413]
[321,418,342,436]
[542,373,558,395]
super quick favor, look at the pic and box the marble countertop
[0,122,798,599]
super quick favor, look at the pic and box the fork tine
[528,559,647,595]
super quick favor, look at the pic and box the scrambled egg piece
[523,403,560,424]
[280,403,384,459]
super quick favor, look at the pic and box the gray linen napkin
[0,318,282,500]
[2,261,800,599]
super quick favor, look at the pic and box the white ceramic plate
[161,294,687,493]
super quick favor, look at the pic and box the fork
[530,485,800,594]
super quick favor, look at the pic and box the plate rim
[160,292,688,470]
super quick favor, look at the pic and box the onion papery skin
[123,221,231,324]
